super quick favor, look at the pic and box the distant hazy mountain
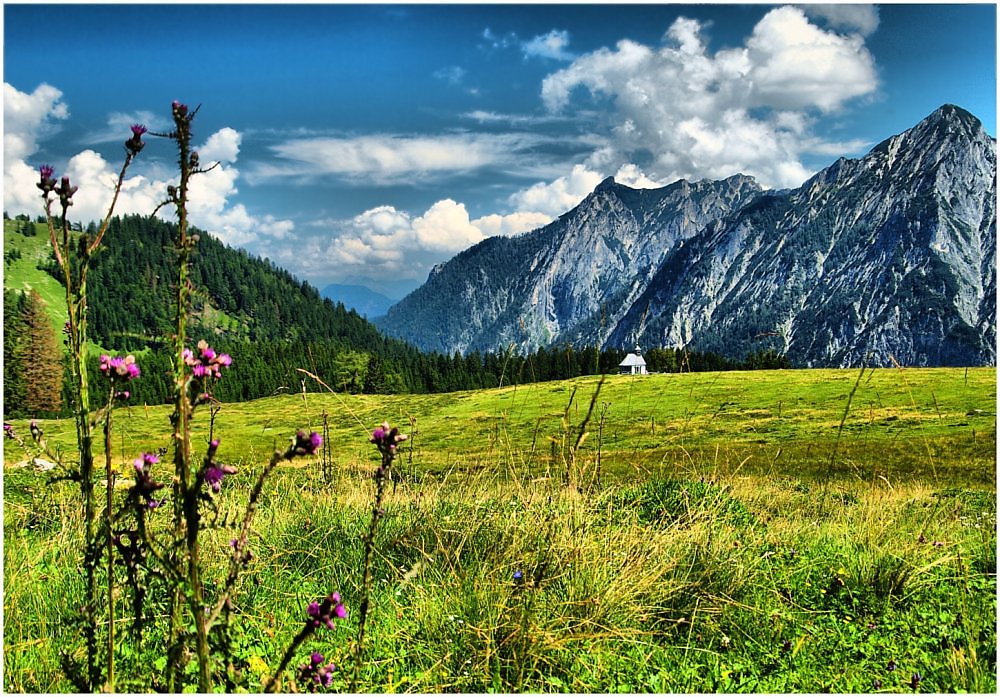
[321,283,396,318]
[377,105,996,367]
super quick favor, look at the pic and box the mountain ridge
[377,104,996,367]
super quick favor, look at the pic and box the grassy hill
[3,217,71,341]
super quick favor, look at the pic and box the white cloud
[508,164,605,217]
[746,6,878,112]
[3,83,70,214]
[3,83,292,249]
[258,133,545,184]
[613,163,667,189]
[523,29,574,61]
[540,6,878,188]
[801,4,880,37]
[472,210,552,237]
[412,199,484,252]
[290,200,488,283]
[3,82,68,162]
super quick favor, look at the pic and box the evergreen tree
[22,290,64,415]
[3,290,29,417]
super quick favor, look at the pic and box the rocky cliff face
[378,105,996,367]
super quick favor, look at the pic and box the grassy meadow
[3,367,997,692]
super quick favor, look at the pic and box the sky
[3,2,997,299]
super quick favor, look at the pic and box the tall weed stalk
[26,101,345,692]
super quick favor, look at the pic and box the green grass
[3,219,70,340]
[6,367,995,485]
[3,367,996,692]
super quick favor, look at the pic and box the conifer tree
[22,289,64,415]
[3,289,29,416]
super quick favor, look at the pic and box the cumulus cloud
[540,6,879,188]
[3,83,293,248]
[282,199,491,284]
[508,164,604,217]
[3,83,70,213]
[3,82,68,161]
[523,29,574,61]
[801,4,880,36]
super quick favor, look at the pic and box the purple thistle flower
[3,423,13,436]
[125,124,147,155]
[133,452,164,505]
[37,164,57,194]
[290,430,322,457]
[55,176,78,206]
[204,460,237,493]
[297,651,337,689]
[370,421,408,455]
[184,340,231,382]
[100,354,140,381]
[305,591,346,630]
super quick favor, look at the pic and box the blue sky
[4,2,996,298]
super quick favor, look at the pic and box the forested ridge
[3,213,788,417]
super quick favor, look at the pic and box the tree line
[3,214,789,418]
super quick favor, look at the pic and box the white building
[618,346,647,375]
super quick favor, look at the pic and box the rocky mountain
[377,105,996,367]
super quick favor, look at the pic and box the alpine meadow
[2,3,998,694]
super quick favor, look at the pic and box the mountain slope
[321,283,396,318]
[378,174,762,353]
[378,104,996,367]
[612,104,996,366]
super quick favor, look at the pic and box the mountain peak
[595,176,619,193]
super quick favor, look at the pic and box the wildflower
[133,452,164,505]
[297,651,336,689]
[291,430,322,457]
[909,672,922,689]
[3,423,13,438]
[886,659,897,672]
[183,340,231,381]
[172,100,188,118]
[100,354,140,381]
[126,123,147,155]
[780,639,792,654]
[873,678,882,690]
[306,591,347,630]
[55,176,78,208]
[204,461,236,493]
[370,421,408,456]
[202,439,236,492]
[37,164,57,194]
[513,569,524,583]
